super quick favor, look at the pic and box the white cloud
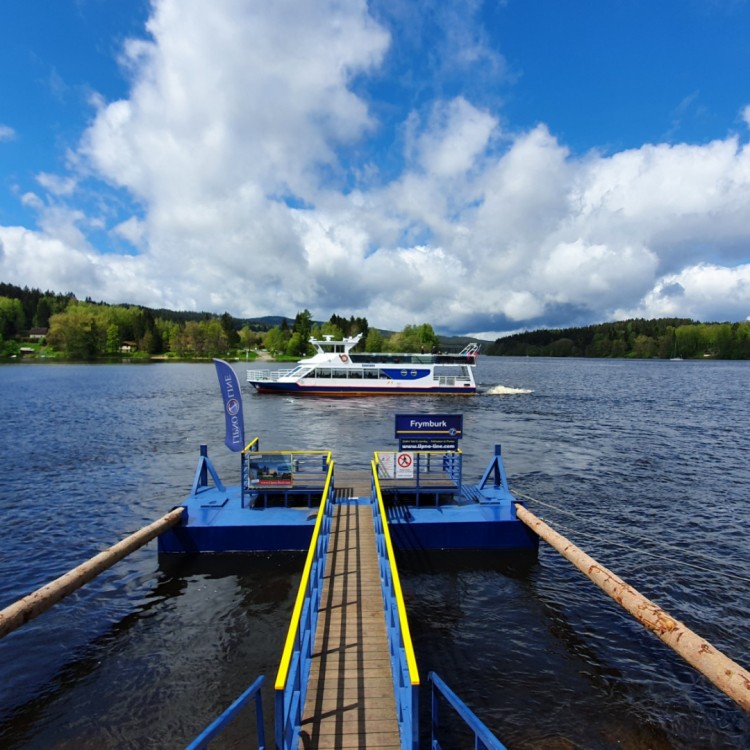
[413,98,497,177]
[112,216,146,247]
[36,172,77,197]
[618,263,750,322]
[0,124,16,142]
[1,0,750,338]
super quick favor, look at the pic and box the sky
[1,0,750,339]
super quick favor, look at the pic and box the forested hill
[3,281,750,359]
[485,318,750,359]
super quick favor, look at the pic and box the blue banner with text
[214,359,246,452]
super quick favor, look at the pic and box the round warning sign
[396,451,414,478]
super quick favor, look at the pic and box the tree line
[0,283,442,359]
[486,318,750,359]
[4,281,750,360]
[262,313,440,358]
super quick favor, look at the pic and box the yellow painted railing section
[274,452,334,691]
[372,458,420,687]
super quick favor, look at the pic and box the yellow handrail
[274,455,334,691]
[371,459,420,686]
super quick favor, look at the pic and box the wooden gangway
[297,496,401,749]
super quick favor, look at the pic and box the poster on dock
[378,452,396,478]
[246,455,293,486]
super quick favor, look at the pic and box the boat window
[363,369,379,379]
[332,369,348,379]
[315,368,332,378]
[348,369,362,379]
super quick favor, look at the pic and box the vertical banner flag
[214,359,246,452]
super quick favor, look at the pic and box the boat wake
[483,384,534,395]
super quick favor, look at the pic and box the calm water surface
[0,358,748,749]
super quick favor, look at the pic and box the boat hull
[249,380,476,396]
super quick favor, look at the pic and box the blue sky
[1,0,750,338]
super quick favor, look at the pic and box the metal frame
[372,461,420,749]
[428,671,508,750]
[185,675,267,750]
[273,459,336,749]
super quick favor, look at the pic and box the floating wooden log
[515,504,750,714]
[0,507,184,640]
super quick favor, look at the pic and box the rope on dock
[0,507,185,641]
[515,503,750,714]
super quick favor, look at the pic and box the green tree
[238,325,261,350]
[204,319,229,357]
[106,323,120,354]
[632,334,656,359]
[286,332,307,357]
[220,312,239,347]
[264,326,289,356]
[47,304,102,358]
[0,296,25,339]
[156,319,180,353]
[364,329,385,352]
[292,309,313,346]
[387,323,440,352]
[33,296,53,328]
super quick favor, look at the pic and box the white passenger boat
[246,333,480,396]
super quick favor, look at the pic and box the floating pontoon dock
[160,441,529,748]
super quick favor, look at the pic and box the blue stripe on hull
[250,382,476,396]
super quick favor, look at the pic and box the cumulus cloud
[618,263,750,323]
[1,0,750,338]
[0,125,15,142]
[36,172,77,196]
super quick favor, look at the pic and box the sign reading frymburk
[395,413,463,451]
[214,359,246,452]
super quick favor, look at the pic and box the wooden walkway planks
[298,501,401,749]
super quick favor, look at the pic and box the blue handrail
[273,459,335,749]
[428,672,508,750]
[185,674,266,749]
[372,460,420,749]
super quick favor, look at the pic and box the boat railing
[371,460,420,750]
[185,675,267,750]
[349,352,478,366]
[241,449,332,507]
[274,459,335,750]
[428,671,508,750]
[246,368,296,382]
[373,450,463,506]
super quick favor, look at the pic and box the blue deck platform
[157,442,539,556]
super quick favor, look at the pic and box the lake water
[0,357,748,749]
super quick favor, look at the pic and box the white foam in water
[484,384,534,395]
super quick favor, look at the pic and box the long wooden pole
[0,507,184,640]
[515,504,750,713]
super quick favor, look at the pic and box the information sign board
[395,414,463,440]
[399,438,458,451]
